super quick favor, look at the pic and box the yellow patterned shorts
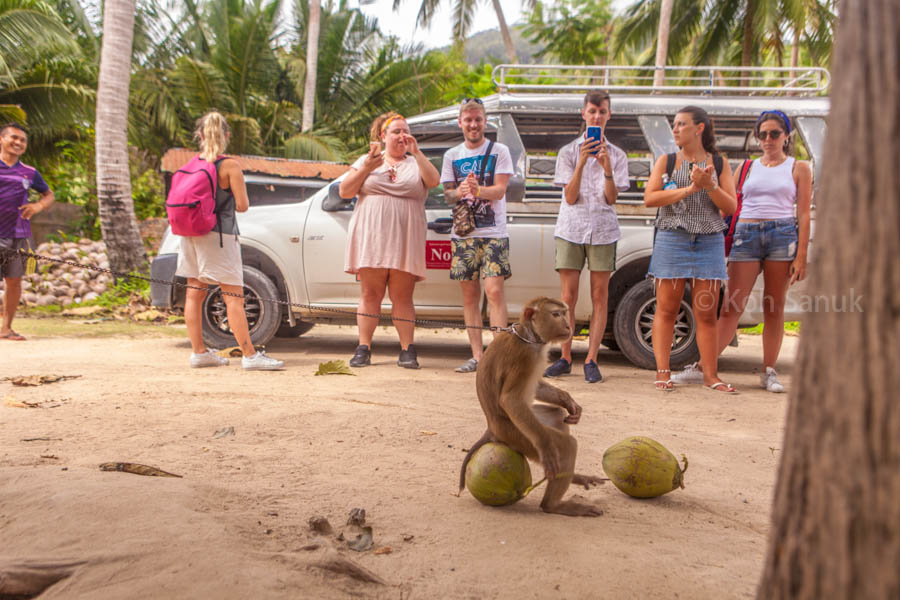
[450,237,512,281]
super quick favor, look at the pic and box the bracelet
[707,183,720,193]
[604,173,613,179]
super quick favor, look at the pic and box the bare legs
[653,278,730,389]
[459,276,507,361]
[557,269,611,364]
[184,278,255,356]
[718,259,791,369]
[1,277,21,336]
[356,267,417,350]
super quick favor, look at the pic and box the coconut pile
[0,239,112,307]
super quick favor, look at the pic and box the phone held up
[586,126,603,155]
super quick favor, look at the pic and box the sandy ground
[0,319,796,599]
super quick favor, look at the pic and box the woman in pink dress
[339,112,440,369]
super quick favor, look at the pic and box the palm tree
[758,1,900,596]
[301,0,320,131]
[654,0,674,86]
[95,0,146,272]
[0,0,93,137]
[615,0,836,76]
[393,0,533,63]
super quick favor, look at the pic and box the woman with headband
[672,110,812,392]
[339,111,440,369]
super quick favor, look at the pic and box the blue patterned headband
[757,110,791,135]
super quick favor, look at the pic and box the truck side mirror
[322,182,355,212]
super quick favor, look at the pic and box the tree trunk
[757,2,900,598]
[95,0,146,273]
[491,0,518,64]
[740,0,755,86]
[653,0,674,88]
[301,0,321,133]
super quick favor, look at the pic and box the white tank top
[739,157,796,219]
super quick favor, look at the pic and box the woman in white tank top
[672,110,812,392]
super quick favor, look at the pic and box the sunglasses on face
[757,130,784,141]
[461,97,484,105]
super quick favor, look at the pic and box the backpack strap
[213,157,228,248]
[713,154,724,178]
[665,152,677,179]
[478,140,495,187]
[736,159,753,193]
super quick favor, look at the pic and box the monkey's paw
[572,474,607,490]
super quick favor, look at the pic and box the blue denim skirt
[649,229,728,280]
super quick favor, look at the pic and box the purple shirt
[0,160,50,238]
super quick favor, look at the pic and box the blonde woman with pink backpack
[169,111,283,370]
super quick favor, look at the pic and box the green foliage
[523,0,614,65]
[740,321,801,335]
[80,271,151,308]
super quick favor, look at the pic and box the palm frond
[283,130,346,161]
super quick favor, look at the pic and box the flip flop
[654,380,675,392]
[0,330,26,341]
[706,382,737,394]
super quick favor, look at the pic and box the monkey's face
[531,300,571,344]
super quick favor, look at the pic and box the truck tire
[201,265,282,349]
[613,279,700,370]
[275,320,315,337]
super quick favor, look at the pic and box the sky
[359,0,632,50]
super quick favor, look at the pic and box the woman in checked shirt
[644,106,738,392]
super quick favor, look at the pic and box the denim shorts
[648,229,728,281]
[729,219,798,262]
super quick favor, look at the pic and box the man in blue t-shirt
[0,122,54,341]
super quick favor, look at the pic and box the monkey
[459,297,605,517]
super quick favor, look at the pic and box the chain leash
[1,247,509,333]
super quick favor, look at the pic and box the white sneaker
[242,350,284,371]
[671,362,704,384]
[761,367,785,393]
[190,349,229,368]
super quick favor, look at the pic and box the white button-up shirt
[553,134,630,245]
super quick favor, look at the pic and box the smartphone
[586,126,603,154]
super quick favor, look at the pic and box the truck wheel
[201,265,282,349]
[613,279,700,370]
[275,320,315,337]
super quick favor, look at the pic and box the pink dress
[344,155,428,281]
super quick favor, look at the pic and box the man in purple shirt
[1,122,54,340]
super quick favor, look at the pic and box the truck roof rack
[491,64,830,96]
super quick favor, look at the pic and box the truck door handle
[427,218,453,234]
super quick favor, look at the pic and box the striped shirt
[656,156,726,234]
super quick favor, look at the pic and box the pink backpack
[165,156,224,236]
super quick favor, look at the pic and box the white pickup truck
[151,65,829,369]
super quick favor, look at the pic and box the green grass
[740,321,801,335]
[11,317,186,339]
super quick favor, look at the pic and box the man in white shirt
[440,98,515,373]
[544,90,630,383]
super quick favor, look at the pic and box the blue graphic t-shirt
[0,160,50,238]
[440,139,514,239]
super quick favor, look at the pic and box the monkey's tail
[458,430,493,496]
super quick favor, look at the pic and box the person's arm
[644,154,700,208]
[691,159,738,215]
[19,190,55,219]
[18,172,54,219]
[599,143,629,206]
[401,134,440,189]
[339,145,383,199]
[220,159,249,212]
[562,140,600,205]
[791,160,813,284]
[472,173,511,202]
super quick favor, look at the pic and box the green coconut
[602,436,688,499]
[465,442,534,506]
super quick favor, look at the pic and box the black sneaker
[397,345,419,369]
[584,360,603,384]
[543,358,571,377]
[349,345,371,367]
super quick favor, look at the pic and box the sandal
[0,330,26,341]
[654,370,675,392]
[705,382,738,394]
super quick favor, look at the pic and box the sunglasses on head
[757,130,784,140]
[461,97,484,105]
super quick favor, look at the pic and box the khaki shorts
[0,237,31,279]
[175,231,244,286]
[450,237,512,281]
[555,238,616,272]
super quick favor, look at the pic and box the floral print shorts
[450,237,512,281]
